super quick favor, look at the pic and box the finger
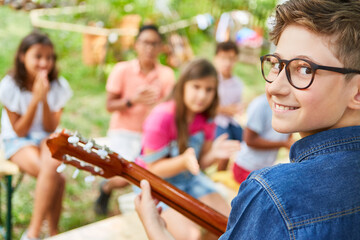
[37,70,48,80]
[140,179,152,201]
[157,206,163,215]
[134,193,142,211]
[223,140,241,148]
[153,198,160,206]
[185,147,195,155]
[216,133,229,142]
[190,161,200,175]
[190,168,199,175]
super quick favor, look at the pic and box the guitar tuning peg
[83,139,94,153]
[84,175,95,183]
[104,146,113,154]
[77,132,84,141]
[97,146,108,159]
[68,131,80,146]
[64,155,72,162]
[72,169,80,179]
[56,163,67,173]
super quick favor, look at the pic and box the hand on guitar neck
[46,129,228,237]
[135,179,175,240]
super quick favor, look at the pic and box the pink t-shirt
[142,101,215,151]
[106,59,176,132]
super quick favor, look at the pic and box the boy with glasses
[134,0,360,239]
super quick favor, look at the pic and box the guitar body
[47,130,228,237]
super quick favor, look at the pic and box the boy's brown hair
[215,41,239,55]
[270,0,360,79]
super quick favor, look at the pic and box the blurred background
[0,0,280,238]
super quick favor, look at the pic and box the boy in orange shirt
[95,25,176,215]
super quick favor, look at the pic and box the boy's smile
[266,24,358,138]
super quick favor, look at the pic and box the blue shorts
[3,135,47,159]
[133,172,217,211]
[215,123,243,142]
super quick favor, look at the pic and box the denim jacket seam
[288,206,360,228]
[294,137,360,162]
[255,176,296,240]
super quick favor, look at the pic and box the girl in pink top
[139,59,241,240]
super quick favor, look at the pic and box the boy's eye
[299,66,312,75]
[293,61,313,75]
[273,62,281,70]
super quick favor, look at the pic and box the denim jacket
[220,126,360,240]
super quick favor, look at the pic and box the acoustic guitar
[46,129,228,237]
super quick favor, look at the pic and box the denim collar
[289,126,360,163]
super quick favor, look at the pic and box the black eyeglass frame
[260,54,360,89]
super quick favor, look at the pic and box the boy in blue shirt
[134,0,360,239]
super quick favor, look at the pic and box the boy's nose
[266,69,291,95]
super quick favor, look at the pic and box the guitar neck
[119,159,228,236]
[47,131,228,237]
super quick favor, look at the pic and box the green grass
[0,5,266,239]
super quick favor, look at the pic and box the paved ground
[45,182,237,240]
[44,212,148,240]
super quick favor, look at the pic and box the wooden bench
[44,212,147,240]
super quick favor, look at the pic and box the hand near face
[132,86,160,105]
[182,147,200,175]
[33,70,49,102]
[212,133,241,160]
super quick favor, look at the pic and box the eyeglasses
[260,54,360,89]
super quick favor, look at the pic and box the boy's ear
[348,75,360,110]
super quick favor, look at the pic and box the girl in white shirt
[0,31,72,240]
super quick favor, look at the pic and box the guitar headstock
[47,129,124,178]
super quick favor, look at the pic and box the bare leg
[217,158,230,171]
[10,145,40,177]
[27,140,64,238]
[37,140,65,235]
[199,192,231,240]
[47,175,65,236]
[94,176,129,215]
[102,176,129,193]
[162,208,202,240]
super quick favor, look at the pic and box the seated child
[137,58,240,239]
[134,0,360,239]
[233,93,293,184]
[0,31,72,240]
[213,41,244,170]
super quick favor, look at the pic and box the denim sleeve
[219,179,289,240]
